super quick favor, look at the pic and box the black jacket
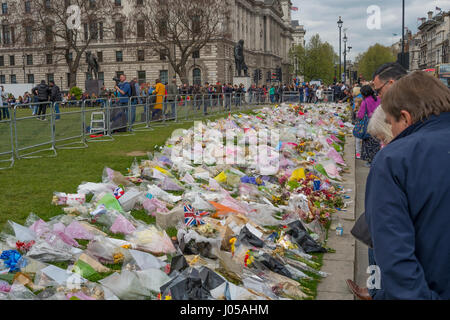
[33,83,50,102]
[50,85,62,102]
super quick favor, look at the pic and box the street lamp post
[343,34,347,84]
[401,0,405,68]
[337,17,343,82]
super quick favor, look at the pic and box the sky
[291,0,450,60]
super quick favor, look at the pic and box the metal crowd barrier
[53,100,88,149]
[281,92,301,103]
[323,90,335,103]
[14,101,57,159]
[0,105,14,170]
[1,92,271,169]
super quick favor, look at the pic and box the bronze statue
[86,51,99,80]
[234,40,248,77]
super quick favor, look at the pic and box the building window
[46,54,53,65]
[44,0,51,9]
[2,3,8,15]
[98,72,104,82]
[9,55,14,66]
[193,68,201,86]
[25,26,33,45]
[26,54,33,65]
[27,74,34,84]
[137,21,145,39]
[159,49,168,61]
[99,22,104,40]
[83,23,88,41]
[0,55,3,66]
[86,72,92,81]
[137,70,146,84]
[115,0,121,6]
[116,71,124,79]
[10,74,16,84]
[137,49,145,61]
[89,21,98,40]
[67,52,73,62]
[25,1,31,13]
[45,25,53,43]
[3,25,11,45]
[47,73,54,84]
[136,0,144,5]
[0,74,5,84]
[115,21,123,40]
[159,70,168,85]
[192,50,200,59]
[97,51,103,63]
[116,51,123,62]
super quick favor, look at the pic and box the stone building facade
[409,10,450,71]
[0,0,299,91]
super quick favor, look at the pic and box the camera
[113,77,121,85]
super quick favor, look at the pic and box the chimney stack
[428,11,433,20]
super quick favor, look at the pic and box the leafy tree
[290,34,338,84]
[356,44,396,80]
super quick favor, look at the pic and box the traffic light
[253,70,258,83]
[271,71,277,81]
[258,69,262,81]
[273,67,282,82]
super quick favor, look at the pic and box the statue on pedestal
[234,40,249,77]
[86,51,99,80]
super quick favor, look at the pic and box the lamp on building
[337,16,343,81]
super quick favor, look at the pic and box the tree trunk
[68,70,77,89]
[178,66,189,86]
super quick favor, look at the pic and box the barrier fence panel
[149,94,167,127]
[109,97,135,136]
[323,91,335,103]
[13,102,57,159]
[83,98,114,143]
[281,92,300,104]
[52,100,87,149]
[0,106,14,170]
[131,96,154,132]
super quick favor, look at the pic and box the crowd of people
[1,74,356,123]
[344,62,450,300]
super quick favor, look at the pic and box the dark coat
[33,83,50,102]
[50,85,62,102]
[365,112,450,299]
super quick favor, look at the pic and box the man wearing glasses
[372,63,408,99]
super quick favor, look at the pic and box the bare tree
[10,0,114,88]
[127,0,229,85]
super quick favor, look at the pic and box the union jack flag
[184,203,209,227]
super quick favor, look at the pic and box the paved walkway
[317,135,357,300]
[316,135,372,300]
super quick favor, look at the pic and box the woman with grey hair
[367,106,394,148]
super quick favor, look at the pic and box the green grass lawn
[0,104,263,228]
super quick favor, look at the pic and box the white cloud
[291,0,450,58]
